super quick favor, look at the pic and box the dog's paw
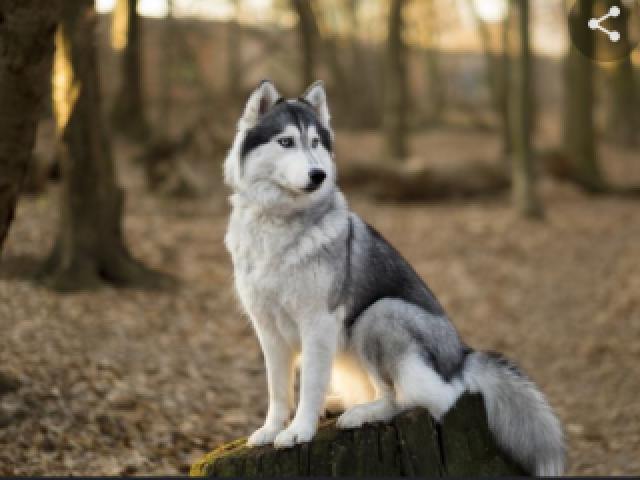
[336,406,370,429]
[247,425,282,447]
[273,423,315,449]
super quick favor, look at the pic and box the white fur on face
[228,124,335,213]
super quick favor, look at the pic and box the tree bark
[424,0,445,124]
[607,58,639,146]
[384,0,409,161]
[314,2,381,128]
[346,0,382,128]
[111,0,150,141]
[315,5,347,89]
[592,0,638,147]
[292,0,319,91]
[159,0,174,137]
[564,0,603,191]
[190,394,527,477]
[0,1,56,254]
[500,2,512,162]
[467,0,501,119]
[40,0,171,292]
[227,0,243,102]
[508,0,542,218]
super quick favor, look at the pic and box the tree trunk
[593,0,638,147]
[424,0,445,124]
[467,0,501,118]
[384,0,409,161]
[315,4,347,89]
[292,0,319,91]
[346,0,382,128]
[159,0,174,137]
[508,0,542,218]
[40,0,171,292]
[0,1,57,254]
[608,57,639,146]
[605,11,639,147]
[564,0,603,191]
[190,394,528,477]
[608,58,639,146]
[228,0,243,102]
[111,0,150,142]
[500,2,512,162]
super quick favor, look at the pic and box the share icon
[588,5,621,42]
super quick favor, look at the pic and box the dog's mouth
[275,179,327,197]
[266,178,328,200]
[276,183,306,198]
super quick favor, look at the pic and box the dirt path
[1,134,639,475]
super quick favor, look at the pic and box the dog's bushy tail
[462,351,565,476]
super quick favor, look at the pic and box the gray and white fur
[223,80,565,476]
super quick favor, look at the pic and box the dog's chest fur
[225,192,349,347]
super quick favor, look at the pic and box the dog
[223,80,565,476]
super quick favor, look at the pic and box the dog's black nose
[308,169,326,190]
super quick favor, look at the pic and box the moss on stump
[191,394,528,477]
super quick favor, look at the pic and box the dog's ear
[239,80,281,130]
[302,81,331,129]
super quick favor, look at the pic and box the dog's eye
[277,137,294,148]
[311,138,319,149]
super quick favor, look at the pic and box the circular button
[568,0,639,62]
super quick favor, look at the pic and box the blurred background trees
[3,0,640,288]
[39,0,168,291]
[565,0,602,191]
[110,0,151,141]
[292,0,320,90]
[385,0,410,160]
[508,0,542,218]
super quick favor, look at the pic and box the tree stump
[190,394,528,477]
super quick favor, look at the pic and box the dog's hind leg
[326,352,375,416]
[335,359,399,429]
[393,352,464,421]
[336,384,398,429]
[346,298,469,423]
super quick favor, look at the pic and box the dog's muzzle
[304,169,326,192]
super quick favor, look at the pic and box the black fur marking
[327,210,352,312]
[344,223,446,330]
[406,324,471,382]
[364,336,393,387]
[239,101,332,174]
[485,351,527,379]
[341,216,354,303]
[342,220,470,381]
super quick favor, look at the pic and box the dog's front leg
[247,327,295,447]
[274,319,337,448]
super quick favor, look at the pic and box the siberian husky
[223,80,565,476]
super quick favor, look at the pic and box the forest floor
[1,128,639,475]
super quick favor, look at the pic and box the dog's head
[224,80,335,213]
